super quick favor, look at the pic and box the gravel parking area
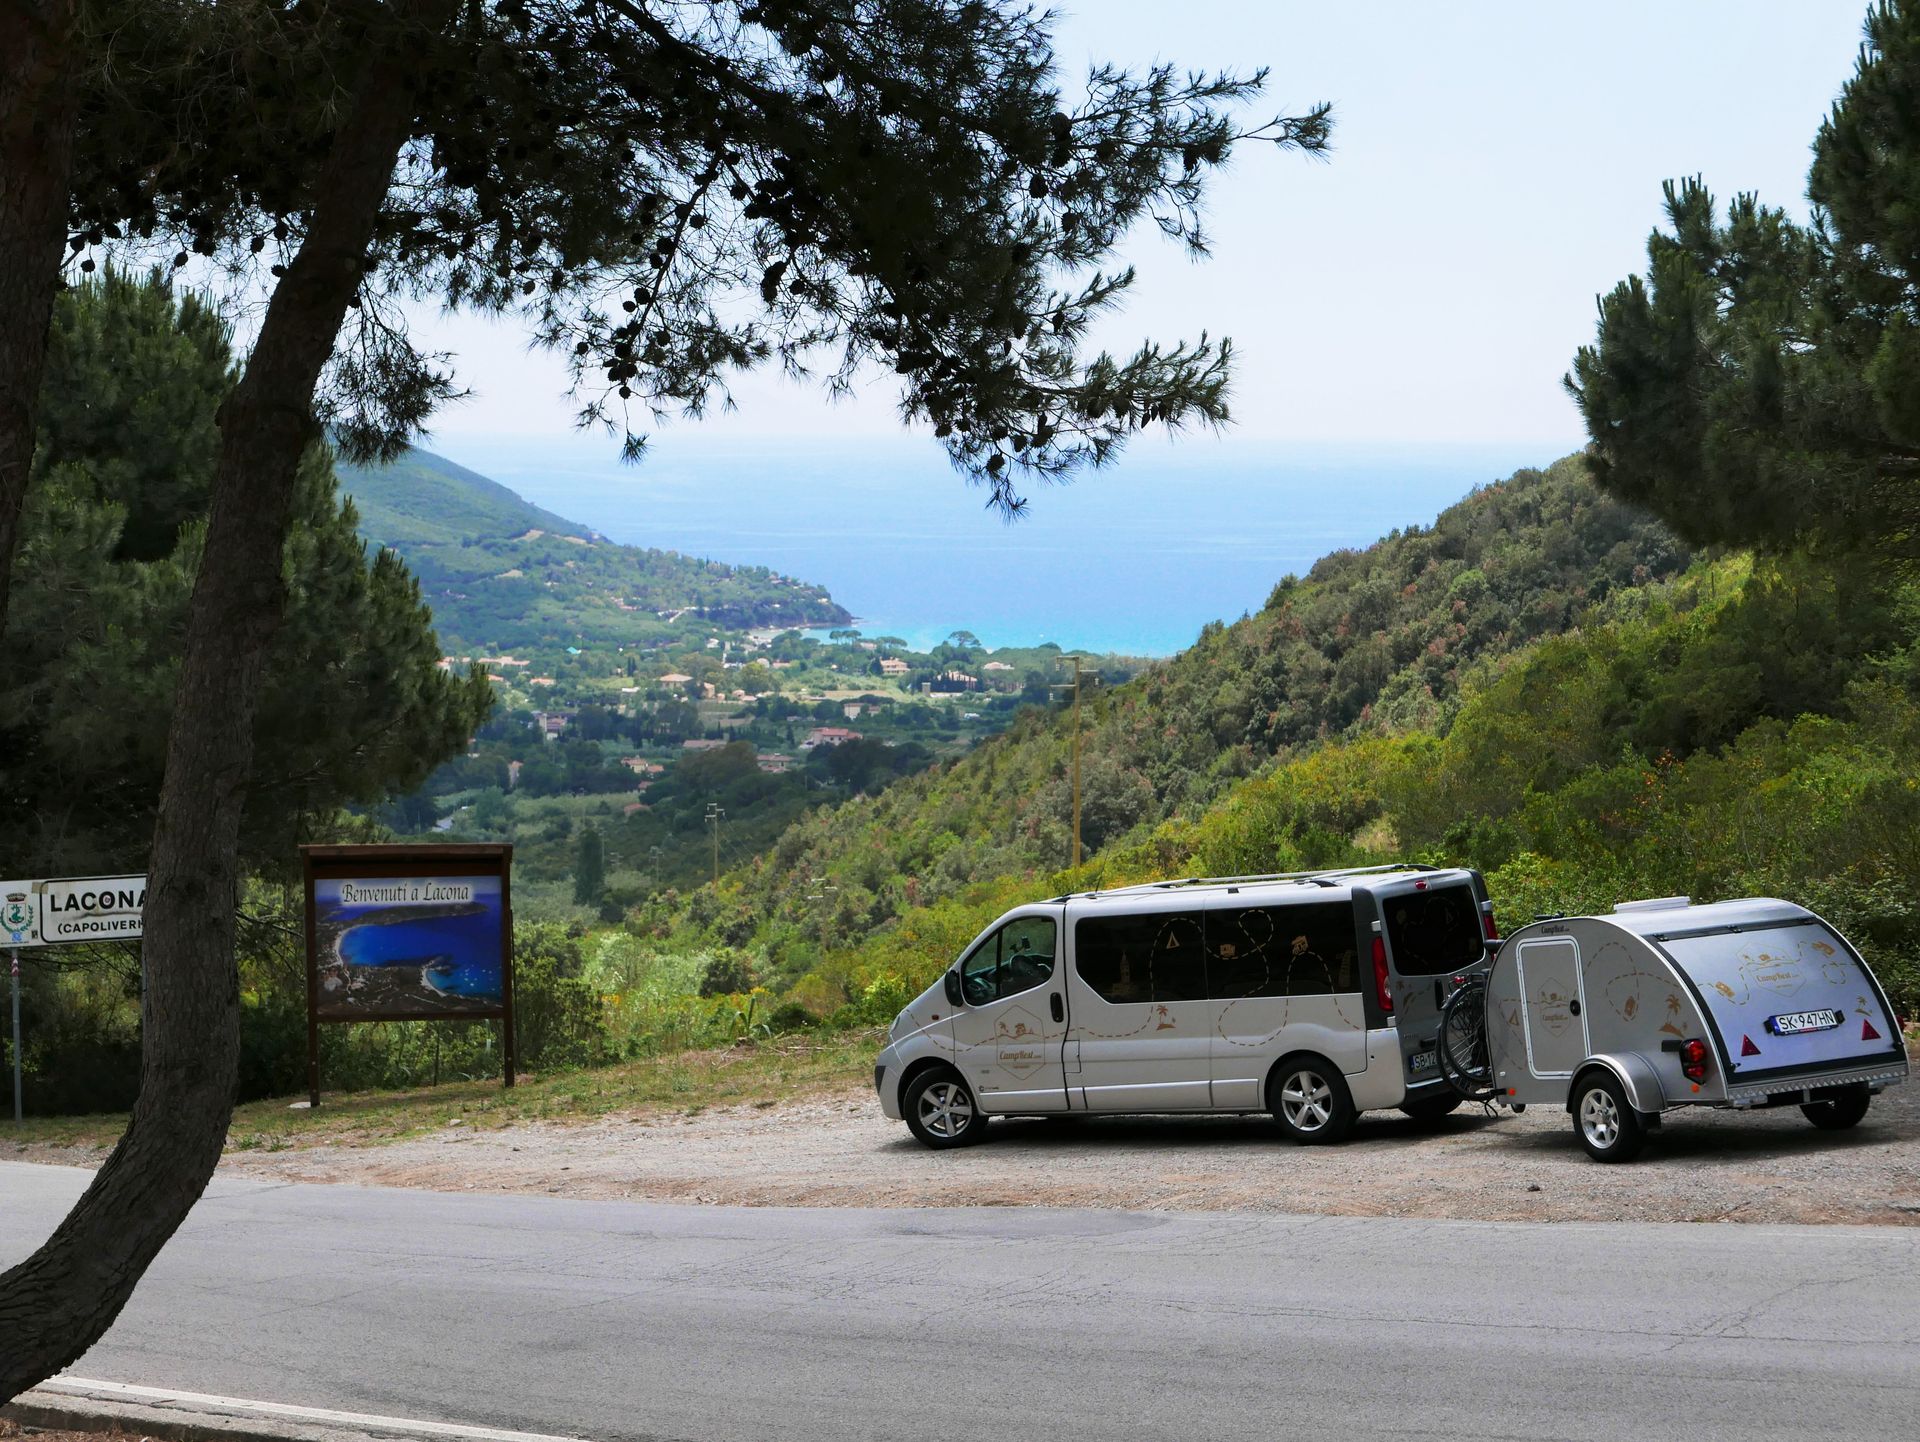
[202,1076,1920,1225]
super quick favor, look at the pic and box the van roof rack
[1083,862,1440,899]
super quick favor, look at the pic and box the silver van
[874,864,1496,1148]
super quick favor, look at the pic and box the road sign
[0,874,146,947]
[1,886,34,947]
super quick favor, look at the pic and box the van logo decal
[990,1004,1047,1076]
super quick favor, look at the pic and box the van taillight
[1481,909,1499,943]
[1372,936,1393,1015]
[1679,1038,1709,1082]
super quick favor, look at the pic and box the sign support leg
[11,949,21,1124]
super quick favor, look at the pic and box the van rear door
[1371,875,1492,1086]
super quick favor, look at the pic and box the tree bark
[0,0,80,635]
[0,15,435,1399]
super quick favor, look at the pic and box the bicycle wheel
[1438,977,1496,1102]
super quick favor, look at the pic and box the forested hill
[336,445,851,654]
[338,447,595,548]
[681,454,1691,970]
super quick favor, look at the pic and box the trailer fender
[1567,1053,1666,1118]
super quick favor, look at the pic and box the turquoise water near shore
[431,434,1564,656]
[336,911,504,1000]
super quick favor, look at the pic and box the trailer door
[1516,936,1589,1079]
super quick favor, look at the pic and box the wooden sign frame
[301,843,515,1107]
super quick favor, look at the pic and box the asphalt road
[2,1161,1917,1442]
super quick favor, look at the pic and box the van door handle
[1050,993,1064,1024]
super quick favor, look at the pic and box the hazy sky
[417,1,1869,454]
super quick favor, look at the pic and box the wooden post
[303,861,320,1108]
[500,854,516,1089]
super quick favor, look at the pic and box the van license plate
[1765,1009,1842,1036]
[1409,1051,1436,1073]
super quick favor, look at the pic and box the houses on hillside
[800,726,862,750]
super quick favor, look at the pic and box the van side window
[960,916,1057,1005]
[1207,902,1358,997]
[1075,912,1207,1003]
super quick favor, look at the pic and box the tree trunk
[0,0,79,634]
[0,20,432,1399]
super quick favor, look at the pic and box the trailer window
[1075,911,1206,1003]
[1382,885,1484,976]
[1207,902,1358,998]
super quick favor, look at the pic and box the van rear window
[1382,885,1485,976]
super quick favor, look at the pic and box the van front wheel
[903,1069,986,1149]
[1270,1060,1356,1145]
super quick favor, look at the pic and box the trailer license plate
[1410,1050,1436,1073]
[1766,1009,1842,1036]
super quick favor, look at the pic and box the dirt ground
[38,1074,1902,1226]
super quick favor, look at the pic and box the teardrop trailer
[1438,896,1911,1161]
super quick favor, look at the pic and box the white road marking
[40,1377,588,1442]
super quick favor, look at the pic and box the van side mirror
[943,971,963,1007]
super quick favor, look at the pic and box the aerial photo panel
[312,872,506,1020]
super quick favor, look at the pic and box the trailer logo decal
[1535,983,1573,1036]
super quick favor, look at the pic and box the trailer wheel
[1269,1058,1356,1145]
[1800,1084,1871,1131]
[1572,1071,1645,1163]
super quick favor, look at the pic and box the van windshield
[1382,884,1484,976]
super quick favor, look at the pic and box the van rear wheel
[1399,1094,1463,1124]
[1801,1084,1871,1131]
[1270,1060,1356,1145]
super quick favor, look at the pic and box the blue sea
[430,433,1569,657]
[319,876,506,1002]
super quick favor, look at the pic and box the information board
[301,844,515,1105]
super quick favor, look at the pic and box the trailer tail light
[1372,936,1394,1015]
[1679,1038,1709,1082]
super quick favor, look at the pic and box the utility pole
[1050,657,1091,869]
[1071,655,1083,868]
[705,803,725,885]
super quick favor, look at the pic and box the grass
[5,1027,883,1157]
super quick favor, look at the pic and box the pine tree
[572,823,608,906]
[1568,0,1920,560]
[0,269,492,882]
[0,1,1332,1392]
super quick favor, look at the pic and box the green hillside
[644,453,1920,1023]
[647,455,1691,970]
[336,445,850,654]
[338,447,593,548]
